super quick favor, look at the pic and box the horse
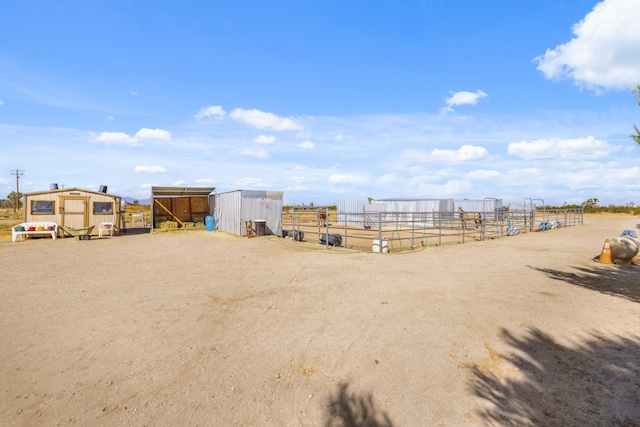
[458,207,481,230]
[317,209,328,226]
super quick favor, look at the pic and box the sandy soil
[1,214,639,426]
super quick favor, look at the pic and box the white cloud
[134,165,167,173]
[195,178,218,184]
[0,99,4,106]
[89,128,171,146]
[235,177,271,188]
[239,148,270,158]
[173,180,187,186]
[405,145,490,163]
[464,170,501,181]
[287,184,309,192]
[292,176,315,183]
[90,131,139,146]
[534,0,640,91]
[507,136,615,160]
[106,115,114,121]
[411,179,475,199]
[253,134,276,144]
[135,128,172,140]
[297,140,314,149]
[328,174,368,185]
[129,90,139,96]
[439,90,488,115]
[505,168,547,186]
[230,108,304,131]
[194,105,226,119]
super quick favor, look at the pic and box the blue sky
[1,0,639,206]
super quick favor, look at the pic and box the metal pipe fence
[282,206,583,253]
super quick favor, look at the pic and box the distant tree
[367,197,374,204]
[6,191,23,209]
[309,202,314,207]
[632,84,640,145]
[584,198,599,208]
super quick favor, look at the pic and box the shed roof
[25,187,121,198]
[215,189,284,200]
[151,186,215,197]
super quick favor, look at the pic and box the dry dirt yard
[1,214,639,426]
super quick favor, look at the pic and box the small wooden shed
[23,187,122,236]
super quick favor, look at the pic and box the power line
[10,169,24,212]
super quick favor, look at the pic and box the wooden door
[60,196,89,228]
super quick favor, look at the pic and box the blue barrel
[205,215,216,231]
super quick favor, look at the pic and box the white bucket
[372,238,388,253]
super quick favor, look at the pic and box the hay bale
[183,222,195,229]
[160,221,178,229]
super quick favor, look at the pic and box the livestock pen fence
[281,199,584,253]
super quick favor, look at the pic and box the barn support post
[377,211,382,253]
[323,206,329,247]
[411,212,415,247]
[343,220,348,248]
[461,212,466,243]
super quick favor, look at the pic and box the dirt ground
[1,214,639,426]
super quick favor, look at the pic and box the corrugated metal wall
[338,199,455,227]
[213,191,243,235]
[212,190,283,236]
[337,200,364,225]
[455,198,504,220]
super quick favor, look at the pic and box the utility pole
[10,169,24,212]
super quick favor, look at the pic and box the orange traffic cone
[598,239,613,264]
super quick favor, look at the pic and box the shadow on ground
[118,227,151,236]
[325,382,394,427]
[470,328,640,426]
[530,263,640,304]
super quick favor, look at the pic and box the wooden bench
[12,222,59,242]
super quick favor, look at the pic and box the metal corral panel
[508,202,536,219]
[212,190,283,236]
